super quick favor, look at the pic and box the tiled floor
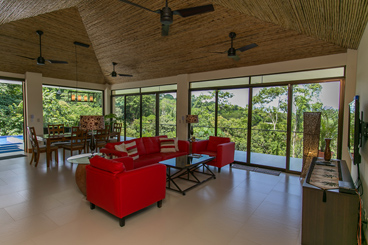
[0,151,303,245]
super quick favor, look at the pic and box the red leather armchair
[192,136,235,173]
[86,155,166,227]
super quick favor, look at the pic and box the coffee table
[160,154,216,195]
[67,153,102,195]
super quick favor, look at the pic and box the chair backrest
[48,124,65,136]
[70,127,87,146]
[95,128,109,142]
[27,126,39,152]
[113,123,122,130]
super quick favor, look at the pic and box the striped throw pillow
[160,138,176,153]
[124,141,139,160]
[114,143,126,152]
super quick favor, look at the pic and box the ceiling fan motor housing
[228,47,236,57]
[111,71,117,77]
[161,7,173,25]
[37,56,45,65]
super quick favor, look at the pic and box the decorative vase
[324,138,332,161]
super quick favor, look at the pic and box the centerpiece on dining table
[79,115,105,157]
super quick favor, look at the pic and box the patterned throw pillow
[114,143,126,152]
[124,141,139,160]
[160,138,176,153]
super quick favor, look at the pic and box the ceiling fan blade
[118,74,133,77]
[174,4,214,17]
[162,24,170,36]
[119,0,158,14]
[16,55,36,61]
[238,43,258,52]
[230,55,240,61]
[47,59,68,64]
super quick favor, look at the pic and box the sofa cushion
[90,155,125,173]
[160,138,176,153]
[207,136,230,152]
[142,136,167,154]
[125,141,139,160]
[134,155,162,169]
[161,151,187,160]
[114,143,126,152]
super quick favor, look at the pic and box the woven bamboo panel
[0,0,365,85]
[0,0,83,25]
[77,0,346,84]
[213,0,368,49]
[0,7,106,84]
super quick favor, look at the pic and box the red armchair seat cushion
[207,136,230,152]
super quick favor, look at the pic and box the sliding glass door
[290,81,340,171]
[250,86,288,169]
[142,94,156,137]
[217,88,249,163]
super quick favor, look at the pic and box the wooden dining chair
[27,126,58,167]
[47,124,65,136]
[47,124,69,147]
[59,127,87,161]
[109,126,121,143]
[95,127,110,152]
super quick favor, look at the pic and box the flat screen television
[348,95,362,165]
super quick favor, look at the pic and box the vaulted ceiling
[0,0,367,85]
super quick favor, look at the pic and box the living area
[1,1,368,244]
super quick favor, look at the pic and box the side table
[67,153,102,195]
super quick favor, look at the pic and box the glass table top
[160,154,215,169]
[67,153,102,164]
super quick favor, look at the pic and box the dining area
[27,116,122,167]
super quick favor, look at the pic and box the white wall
[355,21,368,238]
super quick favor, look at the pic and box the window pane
[159,93,176,137]
[112,88,140,95]
[0,81,24,152]
[125,95,140,139]
[218,88,249,162]
[290,82,340,171]
[191,90,216,139]
[112,96,125,140]
[251,67,344,84]
[191,77,249,89]
[142,94,156,137]
[251,86,288,168]
[42,86,103,129]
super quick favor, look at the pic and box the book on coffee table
[188,154,202,158]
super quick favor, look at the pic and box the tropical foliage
[0,83,23,136]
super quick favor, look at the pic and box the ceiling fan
[214,32,258,61]
[119,0,214,36]
[17,30,68,65]
[108,62,133,77]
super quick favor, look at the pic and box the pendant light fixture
[69,41,96,102]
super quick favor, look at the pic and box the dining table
[43,133,72,167]
[43,130,112,167]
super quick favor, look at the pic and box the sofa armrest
[178,140,189,154]
[216,142,235,166]
[192,140,209,153]
[114,156,134,171]
[100,148,128,158]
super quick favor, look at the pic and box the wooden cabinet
[302,158,360,245]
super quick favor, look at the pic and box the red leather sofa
[192,136,235,173]
[100,136,190,168]
[86,155,166,227]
